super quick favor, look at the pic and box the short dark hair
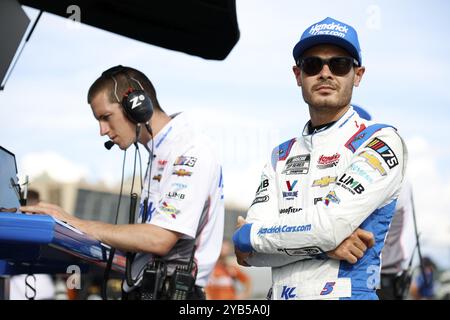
[422,257,437,270]
[27,189,40,205]
[87,66,163,112]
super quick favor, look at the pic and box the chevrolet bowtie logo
[312,176,337,187]
[360,152,386,176]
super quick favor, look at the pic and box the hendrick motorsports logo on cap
[309,21,349,38]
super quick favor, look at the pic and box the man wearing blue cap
[233,18,408,300]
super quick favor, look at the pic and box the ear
[293,65,302,87]
[353,66,366,87]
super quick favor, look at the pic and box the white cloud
[20,152,89,183]
[405,136,450,248]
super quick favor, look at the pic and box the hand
[236,216,246,229]
[20,202,92,236]
[20,202,73,223]
[327,228,375,264]
[234,216,250,266]
[235,247,250,267]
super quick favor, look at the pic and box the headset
[101,65,154,124]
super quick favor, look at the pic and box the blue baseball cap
[293,17,362,66]
[352,104,371,120]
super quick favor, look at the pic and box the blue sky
[1,0,450,267]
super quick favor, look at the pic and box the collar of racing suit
[306,120,337,135]
[301,106,360,149]
[147,112,184,151]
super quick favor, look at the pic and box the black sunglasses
[297,56,359,76]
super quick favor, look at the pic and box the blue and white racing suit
[233,106,408,300]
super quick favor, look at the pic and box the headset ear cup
[122,89,154,123]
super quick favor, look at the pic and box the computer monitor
[0,146,21,210]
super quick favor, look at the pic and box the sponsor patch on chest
[317,153,341,169]
[282,154,310,175]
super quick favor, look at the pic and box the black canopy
[19,0,240,60]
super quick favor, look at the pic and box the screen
[0,146,21,210]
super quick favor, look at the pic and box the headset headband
[102,65,145,103]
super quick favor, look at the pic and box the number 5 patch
[320,282,336,296]
[367,138,399,169]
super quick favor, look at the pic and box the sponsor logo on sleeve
[349,163,373,183]
[172,169,193,177]
[317,153,340,169]
[282,154,310,175]
[256,178,269,195]
[367,138,399,169]
[166,192,185,200]
[336,173,365,194]
[257,224,311,236]
[359,151,387,176]
[336,173,365,195]
[283,180,298,199]
[157,160,168,172]
[277,246,324,256]
[324,191,340,206]
[312,176,337,188]
[173,156,197,167]
[139,201,156,223]
[251,195,269,206]
[159,202,179,219]
[171,183,187,192]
